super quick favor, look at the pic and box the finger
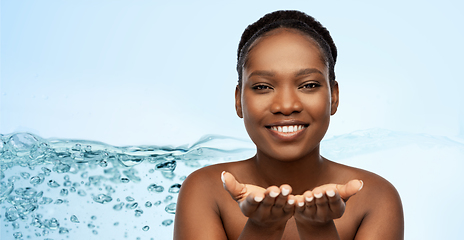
[303,191,316,217]
[294,195,306,213]
[261,186,280,207]
[222,171,247,202]
[273,185,291,208]
[271,185,291,215]
[313,188,330,220]
[239,191,264,217]
[283,195,296,213]
[255,186,279,217]
[337,179,363,201]
[326,188,345,219]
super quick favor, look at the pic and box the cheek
[302,92,332,118]
[241,92,267,120]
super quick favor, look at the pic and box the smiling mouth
[268,125,307,133]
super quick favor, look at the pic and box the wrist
[238,219,287,240]
[248,218,287,231]
[295,220,340,239]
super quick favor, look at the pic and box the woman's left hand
[293,180,363,225]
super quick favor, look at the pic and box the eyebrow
[294,68,324,77]
[247,68,323,79]
[247,70,275,79]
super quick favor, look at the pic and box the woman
[174,10,403,239]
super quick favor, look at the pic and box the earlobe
[235,86,243,118]
[330,81,339,115]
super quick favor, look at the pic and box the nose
[270,88,303,116]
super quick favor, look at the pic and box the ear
[235,85,243,118]
[330,81,339,115]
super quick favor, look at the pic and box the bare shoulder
[180,160,250,192]
[329,161,404,239]
[173,160,249,240]
[332,161,401,206]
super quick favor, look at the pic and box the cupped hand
[222,171,295,227]
[293,180,363,225]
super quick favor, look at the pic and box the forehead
[244,29,328,78]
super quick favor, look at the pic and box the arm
[353,179,404,240]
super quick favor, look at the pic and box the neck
[251,145,329,195]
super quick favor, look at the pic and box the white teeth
[282,126,288,133]
[270,125,305,133]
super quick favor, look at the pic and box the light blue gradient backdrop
[2,0,464,239]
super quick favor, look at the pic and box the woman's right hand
[221,171,295,228]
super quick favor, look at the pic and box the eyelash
[251,82,321,91]
[300,83,321,89]
[252,85,273,90]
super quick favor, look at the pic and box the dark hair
[237,10,337,88]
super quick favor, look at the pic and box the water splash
[1,130,463,239]
[0,132,255,239]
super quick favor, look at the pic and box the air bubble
[93,194,112,204]
[162,219,173,226]
[165,203,176,214]
[147,184,164,192]
[47,180,60,188]
[164,195,173,202]
[59,227,69,234]
[20,172,30,179]
[113,203,124,211]
[30,175,44,186]
[126,202,138,209]
[155,160,176,172]
[60,189,68,196]
[13,231,23,239]
[70,215,80,223]
[135,209,143,217]
[42,167,51,176]
[168,183,181,193]
[120,178,130,183]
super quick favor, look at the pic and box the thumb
[337,179,363,201]
[221,171,247,202]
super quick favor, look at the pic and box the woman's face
[235,28,339,161]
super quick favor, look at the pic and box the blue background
[2,0,464,239]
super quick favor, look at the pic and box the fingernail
[221,171,226,184]
[358,180,364,191]
[305,196,314,202]
[254,196,263,202]
[287,199,295,205]
[281,187,290,196]
[298,201,304,207]
[269,191,279,198]
[326,190,335,197]
[314,192,323,198]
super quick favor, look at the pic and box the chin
[259,144,320,162]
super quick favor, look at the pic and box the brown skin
[174,29,404,239]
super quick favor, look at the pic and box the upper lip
[265,120,309,128]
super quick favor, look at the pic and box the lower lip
[267,127,306,141]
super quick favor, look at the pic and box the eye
[300,82,321,89]
[252,85,273,91]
